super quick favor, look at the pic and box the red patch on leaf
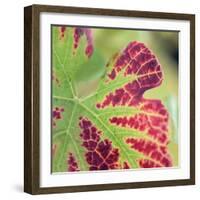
[73,28,94,58]
[96,42,162,109]
[52,107,64,128]
[67,153,79,172]
[112,41,157,78]
[85,44,93,58]
[79,117,120,170]
[126,138,172,167]
[123,161,130,169]
[59,26,66,39]
[139,159,161,168]
[109,99,169,144]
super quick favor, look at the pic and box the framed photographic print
[24,4,195,194]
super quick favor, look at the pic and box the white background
[0,0,199,199]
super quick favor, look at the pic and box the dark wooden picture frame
[24,4,195,195]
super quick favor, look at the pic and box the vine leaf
[52,26,173,172]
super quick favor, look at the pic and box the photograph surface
[51,25,179,173]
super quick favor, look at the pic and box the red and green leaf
[52,26,174,172]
